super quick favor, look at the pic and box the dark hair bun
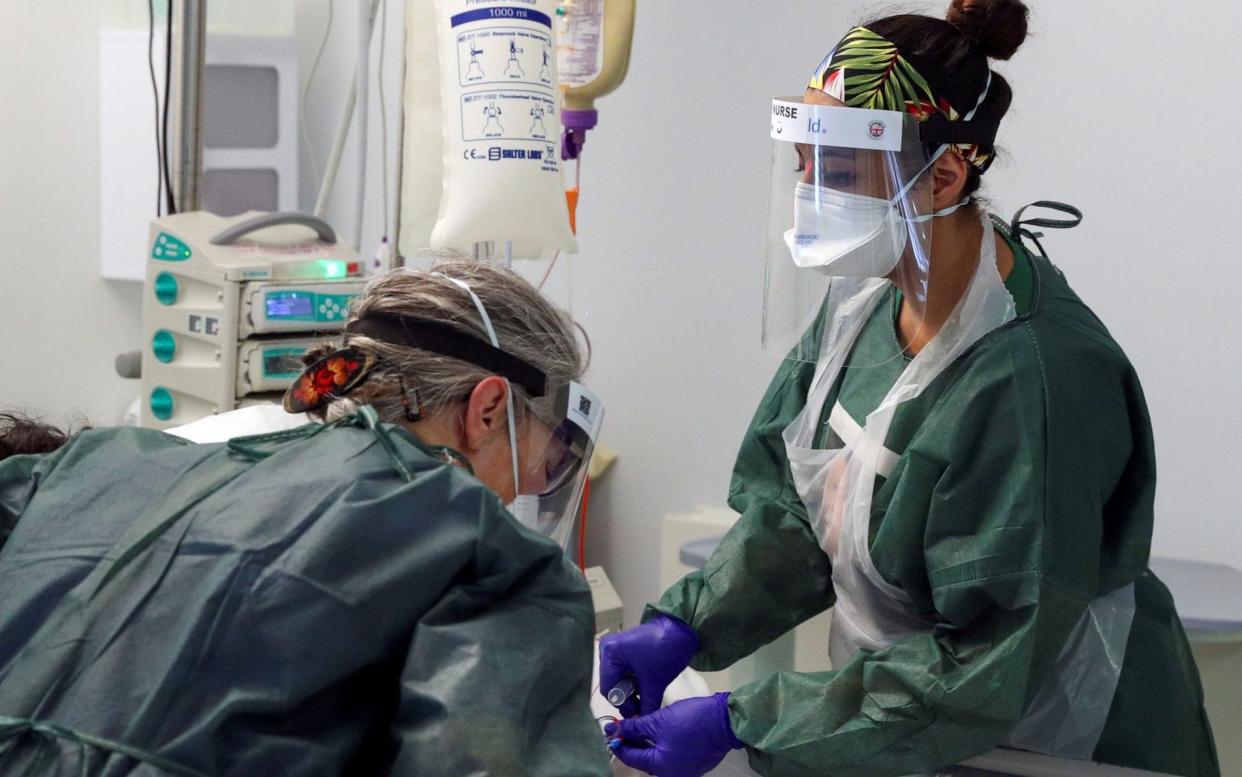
[947,0,1030,60]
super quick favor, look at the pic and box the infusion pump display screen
[245,285,362,336]
[267,294,314,319]
[263,352,306,378]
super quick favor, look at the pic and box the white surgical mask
[508,493,541,528]
[783,149,971,279]
[785,182,909,278]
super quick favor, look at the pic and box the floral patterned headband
[809,26,997,172]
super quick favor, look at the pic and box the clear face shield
[511,382,604,550]
[427,273,602,550]
[763,98,943,362]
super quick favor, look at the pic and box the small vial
[607,678,636,707]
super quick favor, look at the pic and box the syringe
[606,678,636,707]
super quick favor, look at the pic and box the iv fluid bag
[431,0,577,257]
[558,0,605,88]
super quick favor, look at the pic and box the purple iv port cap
[562,109,599,131]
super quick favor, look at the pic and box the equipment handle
[210,212,338,246]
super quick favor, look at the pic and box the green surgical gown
[0,414,610,776]
[651,224,1219,777]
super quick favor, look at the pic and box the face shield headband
[284,278,546,500]
[342,315,548,398]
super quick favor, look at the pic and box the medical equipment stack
[140,211,365,430]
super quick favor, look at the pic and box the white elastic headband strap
[436,272,522,498]
[917,72,993,213]
[437,274,500,347]
[926,71,992,161]
[963,71,993,122]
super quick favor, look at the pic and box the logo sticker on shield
[868,121,887,140]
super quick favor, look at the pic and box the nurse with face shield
[599,2,1220,776]
[0,258,610,776]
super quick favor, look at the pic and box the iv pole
[172,0,207,212]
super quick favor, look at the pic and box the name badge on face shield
[566,383,603,443]
[770,99,905,152]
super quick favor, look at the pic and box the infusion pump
[140,212,365,430]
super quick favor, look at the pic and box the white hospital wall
[578,0,1242,627]
[0,3,144,427]
[974,0,1242,569]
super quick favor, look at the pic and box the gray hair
[305,252,588,427]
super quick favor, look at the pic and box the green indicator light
[151,232,192,262]
[318,259,348,279]
[150,387,174,422]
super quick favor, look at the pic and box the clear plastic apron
[782,213,1136,762]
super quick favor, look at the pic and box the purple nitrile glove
[604,693,744,777]
[599,615,700,718]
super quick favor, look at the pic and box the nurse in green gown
[0,259,611,776]
[600,2,1220,776]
